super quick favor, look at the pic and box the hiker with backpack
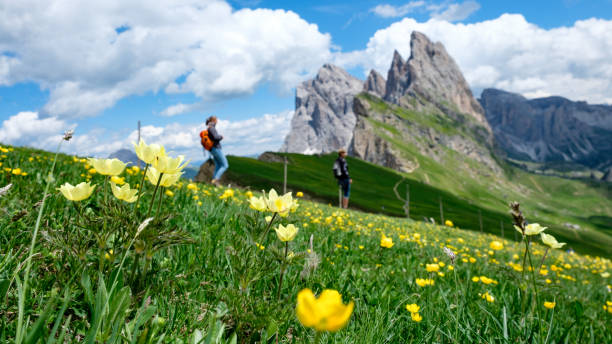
[333,148,352,209]
[200,116,228,186]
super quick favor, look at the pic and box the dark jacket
[333,157,349,180]
[207,125,223,149]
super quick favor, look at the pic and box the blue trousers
[210,147,229,180]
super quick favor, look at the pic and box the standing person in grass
[333,148,352,209]
[201,115,228,186]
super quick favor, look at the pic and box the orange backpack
[200,130,214,151]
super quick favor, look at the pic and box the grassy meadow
[1,142,611,343]
[224,153,612,257]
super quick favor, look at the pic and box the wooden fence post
[405,185,410,218]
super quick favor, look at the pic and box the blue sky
[1,0,611,160]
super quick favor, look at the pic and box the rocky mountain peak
[385,31,489,129]
[280,63,363,154]
[363,69,386,98]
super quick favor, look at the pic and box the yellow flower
[11,168,22,175]
[543,301,556,309]
[380,234,394,248]
[426,264,440,273]
[444,220,453,227]
[472,276,480,282]
[405,304,420,313]
[245,190,253,198]
[490,241,504,250]
[415,278,434,287]
[146,166,182,187]
[410,312,423,322]
[540,269,549,276]
[522,223,547,236]
[110,182,138,203]
[88,158,126,176]
[165,189,174,197]
[249,196,267,211]
[275,224,299,242]
[110,175,125,185]
[296,288,354,332]
[153,154,189,174]
[481,292,495,303]
[57,182,96,201]
[133,139,166,165]
[479,276,497,285]
[88,168,97,174]
[296,191,304,197]
[266,189,296,214]
[219,189,234,199]
[540,233,566,249]
[358,245,364,250]
[187,183,197,190]
[131,166,140,173]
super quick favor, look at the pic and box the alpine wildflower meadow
[0,141,610,343]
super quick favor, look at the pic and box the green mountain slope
[223,153,612,257]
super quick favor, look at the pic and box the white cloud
[430,1,480,22]
[0,109,293,162]
[335,14,612,104]
[160,102,201,117]
[370,2,425,18]
[0,0,331,118]
[0,111,71,146]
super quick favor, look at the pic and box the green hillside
[223,153,612,257]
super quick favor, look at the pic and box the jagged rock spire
[363,69,386,98]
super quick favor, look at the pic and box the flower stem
[276,241,289,301]
[538,248,549,274]
[313,331,321,344]
[147,172,163,218]
[526,243,544,341]
[259,212,278,243]
[156,186,164,216]
[134,163,149,210]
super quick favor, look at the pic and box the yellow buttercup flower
[146,166,182,187]
[296,191,304,197]
[110,176,125,185]
[296,288,354,332]
[380,234,394,248]
[410,312,423,322]
[245,190,253,198]
[540,233,566,249]
[153,154,189,174]
[444,220,454,227]
[165,189,174,197]
[481,292,495,303]
[187,183,197,190]
[88,158,126,176]
[57,182,96,201]
[133,139,166,165]
[490,241,504,250]
[275,224,299,242]
[110,182,138,203]
[405,304,420,313]
[426,264,440,273]
[219,189,234,199]
[249,196,267,211]
[543,301,556,309]
[415,278,434,287]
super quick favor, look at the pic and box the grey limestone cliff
[280,64,363,154]
[480,88,612,170]
[384,32,490,132]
